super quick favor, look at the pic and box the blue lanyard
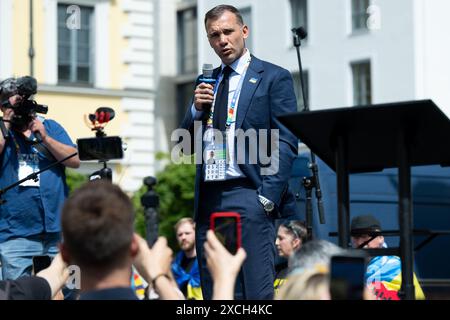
[207,58,251,129]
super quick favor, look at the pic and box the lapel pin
[249,78,258,84]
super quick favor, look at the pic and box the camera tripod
[89,161,112,181]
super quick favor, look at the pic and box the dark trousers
[196,178,276,300]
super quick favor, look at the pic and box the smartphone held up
[210,212,242,254]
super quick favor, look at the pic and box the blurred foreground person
[60,180,181,300]
[0,253,69,300]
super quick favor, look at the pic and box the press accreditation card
[204,130,227,182]
[18,153,40,187]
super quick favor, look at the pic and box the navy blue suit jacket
[180,55,299,219]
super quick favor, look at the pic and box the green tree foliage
[65,169,88,193]
[133,153,196,250]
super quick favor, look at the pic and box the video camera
[0,76,48,131]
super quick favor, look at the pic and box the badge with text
[204,130,227,182]
[18,153,40,187]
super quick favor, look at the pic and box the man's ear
[242,24,249,39]
[130,234,139,258]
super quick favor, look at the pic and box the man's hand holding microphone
[194,64,216,113]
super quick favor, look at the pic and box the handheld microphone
[199,64,216,119]
[200,63,216,85]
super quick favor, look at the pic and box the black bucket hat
[350,215,382,236]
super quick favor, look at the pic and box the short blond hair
[174,217,195,232]
[277,268,330,300]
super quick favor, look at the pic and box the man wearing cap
[350,214,425,300]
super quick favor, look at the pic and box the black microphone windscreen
[292,27,308,40]
[298,27,308,39]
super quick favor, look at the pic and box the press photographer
[0,76,80,280]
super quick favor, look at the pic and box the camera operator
[0,76,80,280]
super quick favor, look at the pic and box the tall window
[240,7,253,53]
[290,0,308,39]
[57,4,94,85]
[352,0,370,31]
[177,7,197,75]
[352,61,371,106]
[292,71,309,111]
[176,82,195,124]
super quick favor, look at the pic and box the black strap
[213,66,233,131]
[26,136,57,162]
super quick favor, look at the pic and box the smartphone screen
[330,255,366,300]
[32,255,52,274]
[210,212,241,254]
[76,136,123,161]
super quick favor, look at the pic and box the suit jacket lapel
[235,56,264,129]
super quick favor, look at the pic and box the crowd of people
[0,4,426,300]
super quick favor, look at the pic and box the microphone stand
[141,176,160,248]
[292,27,325,241]
[0,152,78,205]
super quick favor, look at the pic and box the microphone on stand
[291,26,326,237]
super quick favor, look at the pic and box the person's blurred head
[275,220,307,257]
[174,218,196,256]
[350,215,384,249]
[289,240,345,275]
[60,180,137,276]
[204,5,249,65]
[277,268,330,300]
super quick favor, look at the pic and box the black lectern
[279,100,450,300]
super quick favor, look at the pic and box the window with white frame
[292,71,309,111]
[290,0,308,39]
[177,6,198,75]
[240,7,253,53]
[352,0,370,31]
[352,61,371,106]
[57,4,94,85]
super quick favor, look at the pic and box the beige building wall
[1,0,158,192]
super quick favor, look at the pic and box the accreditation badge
[203,129,227,182]
[18,153,40,187]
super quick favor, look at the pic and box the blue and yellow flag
[366,254,425,300]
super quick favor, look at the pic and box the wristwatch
[258,194,275,213]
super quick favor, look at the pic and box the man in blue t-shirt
[0,77,80,280]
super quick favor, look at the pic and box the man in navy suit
[180,4,299,300]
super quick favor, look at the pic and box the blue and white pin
[249,77,258,84]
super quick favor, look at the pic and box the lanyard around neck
[206,57,251,130]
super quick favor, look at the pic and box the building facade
[168,0,450,119]
[0,0,158,192]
